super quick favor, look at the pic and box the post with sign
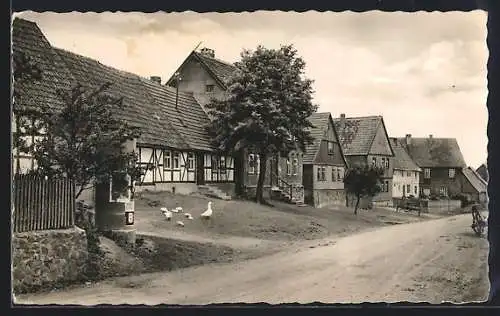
[95,138,137,247]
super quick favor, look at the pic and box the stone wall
[12,227,88,294]
[291,184,305,203]
[312,189,345,208]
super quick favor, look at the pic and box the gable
[369,121,393,156]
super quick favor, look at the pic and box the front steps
[271,186,306,206]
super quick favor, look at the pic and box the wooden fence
[12,174,75,233]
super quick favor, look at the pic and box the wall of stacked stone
[12,227,88,294]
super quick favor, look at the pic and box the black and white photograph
[11,6,494,305]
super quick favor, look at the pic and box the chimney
[429,134,433,139]
[200,47,215,58]
[339,113,346,129]
[405,134,412,146]
[150,76,161,84]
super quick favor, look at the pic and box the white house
[390,138,421,198]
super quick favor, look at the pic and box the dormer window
[327,141,334,155]
[206,84,215,92]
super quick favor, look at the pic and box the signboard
[125,201,134,225]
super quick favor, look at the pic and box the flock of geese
[160,201,213,227]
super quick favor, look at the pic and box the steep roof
[166,51,238,89]
[396,137,467,168]
[463,167,488,193]
[476,163,488,182]
[332,115,392,156]
[13,18,215,152]
[303,112,348,165]
[12,18,75,113]
[389,138,421,172]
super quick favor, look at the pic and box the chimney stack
[339,113,346,129]
[405,134,412,146]
[429,134,433,139]
[200,47,215,58]
[150,76,161,84]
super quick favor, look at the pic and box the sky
[14,10,489,168]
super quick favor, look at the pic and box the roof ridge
[332,115,382,120]
[193,51,237,68]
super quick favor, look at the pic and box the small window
[424,168,431,179]
[206,84,215,92]
[372,157,377,166]
[172,152,180,169]
[286,159,291,175]
[292,158,298,176]
[187,153,195,170]
[414,186,418,194]
[164,150,172,169]
[332,167,337,182]
[327,141,334,155]
[380,158,385,168]
[248,154,256,174]
[337,168,342,181]
[407,171,411,177]
[449,168,455,179]
[406,184,411,194]
[439,186,448,197]
[317,166,326,181]
[385,159,390,169]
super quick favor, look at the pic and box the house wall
[313,122,345,166]
[175,58,227,108]
[420,167,464,197]
[345,155,393,202]
[392,169,420,198]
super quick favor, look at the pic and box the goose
[184,213,194,220]
[176,220,185,227]
[175,206,183,213]
[161,209,172,221]
[200,201,213,219]
[160,207,168,214]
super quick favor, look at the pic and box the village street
[16,212,489,305]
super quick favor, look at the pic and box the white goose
[175,206,183,213]
[184,213,194,220]
[176,220,185,227]
[161,208,172,221]
[200,201,213,219]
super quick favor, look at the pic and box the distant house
[302,113,349,208]
[476,163,488,183]
[333,114,395,207]
[166,47,304,203]
[389,138,421,199]
[12,18,236,204]
[397,134,467,199]
[462,167,488,204]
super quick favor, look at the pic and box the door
[402,185,406,197]
[196,152,205,185]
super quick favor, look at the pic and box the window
[317,166,326,181]
[292,158,298,176]
[337,168,342,181]
[385,159,390,169]
[424,168,431,179]
[206,84,215,92]
[381,158,385,168]
[407,171,411,177]
[372,157,377,166]
[332,167,337,182]
[414,186,418,195]
[406,184,411,194]
[327,141,334,155]
[164,151,172,169]
[187,153,195,170]
[286,159,291,175]
[172,152,180,169]
[382,180,389,193]
[439,186,448,197]
[449,168,456,179]
[248,154,260,174]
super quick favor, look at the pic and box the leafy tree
[29,82,142,199]
[344,165,385,215]
[205,44,318,204]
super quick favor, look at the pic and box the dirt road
[15,213,489,305]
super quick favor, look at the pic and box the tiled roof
[193,52,238,87]
[463,167,487,193]
[12,18,74,113]
[140,79,214,151]
[332,116,382,156]
[389,138,421,172]
[13,18,214,152]
[303,112,331,164]
[396,137,467,168]
[476,163,488,182]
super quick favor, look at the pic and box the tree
[344,165,385,215]
[205,44,318,204]
[29,82,142,199]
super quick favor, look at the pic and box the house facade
[302,113,348,208]
[333,114,395,207]
[462,167,488,204]
[12,18,236,205]
[166,47,304,203]
[389,138,421,199]
[398,134,467,199]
